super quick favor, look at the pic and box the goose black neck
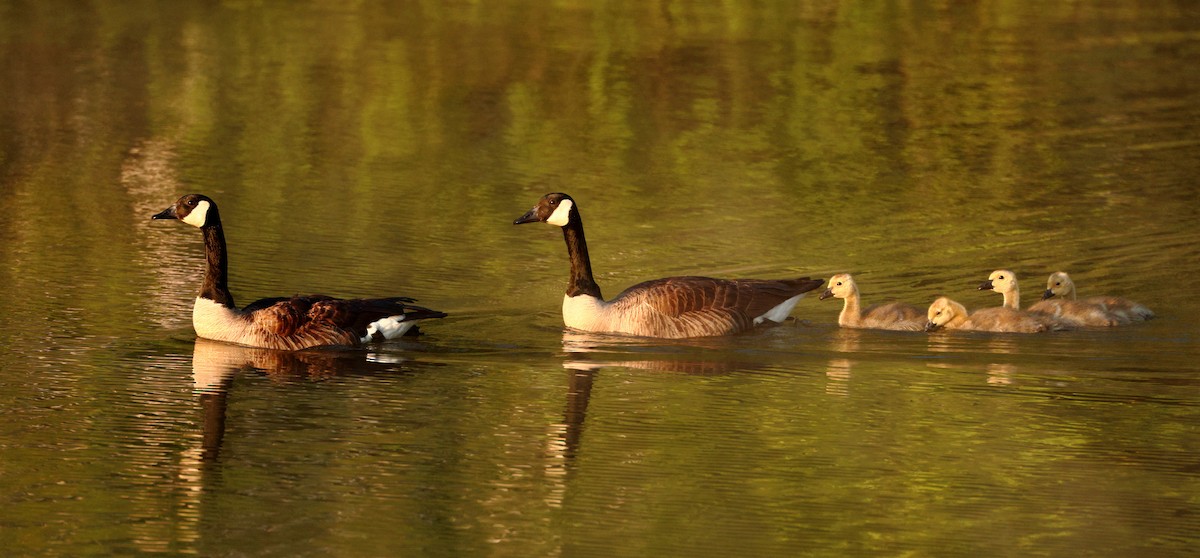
[561,216,603,299]
[200,222,236,308]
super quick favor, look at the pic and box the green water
[1,1,1198,556]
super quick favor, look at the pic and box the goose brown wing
[609,276,823,331]
[308,297,441,333]
[248,296,444,344]
[246,296,336,338]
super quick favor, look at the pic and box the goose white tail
[363,315,417,343]
[755,293,806,325]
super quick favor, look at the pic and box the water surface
[1,1,1198,556]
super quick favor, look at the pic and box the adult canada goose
[818,273,924,331]
[513,192,824,338]
[152,194,446,350]
[924,297,1069,333]
[979,269,1120,327]
[1042,271,1155,323]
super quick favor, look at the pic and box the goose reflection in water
[542,331,766,507]
[189,338,426,462]
[154,340,428,551]
[560,330,763,375]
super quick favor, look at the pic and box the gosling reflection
[925,331,1021,358]
[925,333,1023,385]
[986,363,1017,386]
[825,328,864,396]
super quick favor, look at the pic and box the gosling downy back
[1043,271,1155,323]
[926,296,1070,334]
[819,273,924,331]
[980,269,1117,327]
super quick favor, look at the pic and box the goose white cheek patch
[182,200,211,228]
[546,199,573,226]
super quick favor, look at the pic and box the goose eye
[187,199,197,206]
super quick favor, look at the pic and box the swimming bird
[979,269,1120,327]
[1042,271,1154,323]
[925,296,1070,333]
[819,273,924,331]
[513,192,824,338]
[152,194,445,350]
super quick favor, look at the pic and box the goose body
[153,194,445,350]
[1043,271,1154,323]
[925,297,1069,334]
[980,269,1120,327]
[514,193,823,339]
[819,273,924,331]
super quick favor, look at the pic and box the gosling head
[152,194,219,228]
[925,296,967,332]
[514,192,577,228]
[978,269,1018,295]
[819,273,857,301]
[1043,271,1076,300]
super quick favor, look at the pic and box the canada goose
[152,194,446,350]
[925,296,1069,333]
[513,192,824,338]
[979,269,1120,327]
[1043,271,1155,323]
[818,273,924,331]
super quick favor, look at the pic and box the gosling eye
[998,275,1005,280]
[836,282,843,286]
[1055,282,1061,286]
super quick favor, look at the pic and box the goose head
[925,296,967,332]
[153,194,219,228]
[978,269,1017,295]
[1043,271,1074,300]
[819,273,856,301]
[514,193,577,227]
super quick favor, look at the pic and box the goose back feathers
[515,193,823,338]
[153,194,445,350]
